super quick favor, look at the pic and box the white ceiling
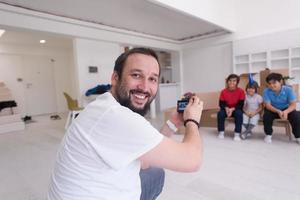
[0,0,229,41]
[0,29,73,48]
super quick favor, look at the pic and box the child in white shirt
[241,82,263,139]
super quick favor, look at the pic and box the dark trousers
[140,167,165,200]
[217,109,243,133]
[263,109,300,138]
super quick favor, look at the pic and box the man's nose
[137,79,149,91]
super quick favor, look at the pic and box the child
[263,73,300,144]
[241,81,263,139]
[218,74,245,141]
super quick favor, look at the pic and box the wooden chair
[63,92,83,129]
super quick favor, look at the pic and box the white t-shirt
[47,92,163,200]
[244,93,263,112]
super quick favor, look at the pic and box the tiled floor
[0,113,300,200]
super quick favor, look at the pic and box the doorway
[22,56,57,116]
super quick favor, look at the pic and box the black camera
[177,99,189,113]
[177,92,194,113]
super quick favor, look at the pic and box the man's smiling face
[112,53,159,116]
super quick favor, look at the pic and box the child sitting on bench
[263,73,300,144]
[241,81,263,140]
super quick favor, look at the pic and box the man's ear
[111,71,119,86]
[280,80,284,85]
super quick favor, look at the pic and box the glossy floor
[0,113,299,200]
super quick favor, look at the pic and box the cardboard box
[164,91,220,133]
[292,84,300,101]
[259,68,289,88]
[239,73,258,90]
[259,68,299,100]
[195,91,220,110]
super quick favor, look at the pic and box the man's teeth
[134,94,146,99]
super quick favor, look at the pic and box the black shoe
[22,115,32,122]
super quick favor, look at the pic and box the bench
[210,111,292,141]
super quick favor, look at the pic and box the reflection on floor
[0,113,299,200]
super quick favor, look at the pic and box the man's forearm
[265,103,280,113]
[284,102,296,114]
[160,123,175,137]
[183,123,201,145]
[182,122,202,166]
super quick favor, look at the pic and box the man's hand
[169,109,183,128]
[282,110,289,120]
[226,107,234,117]
[161,109,183,137]
[277,110,284,119]
[183,95,203,123]
[225,107,231,117]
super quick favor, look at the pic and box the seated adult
[263,73,300,144]
[217,74,245,141]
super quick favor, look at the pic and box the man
[263,73,300,144]
[217,74,245,141]
[47,48,203,200]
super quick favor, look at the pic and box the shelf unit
[233,47,300,84]
[156,51,173,83]
[290,47,300,84]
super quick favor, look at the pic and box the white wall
[171,51,181,83]
[73,38,121,101]
[150,0,236,31]
[233,28,300,54]
[182,42,232,93]
[234,0,300,39]
[0,43,74,115]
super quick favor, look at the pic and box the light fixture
[0,29,5,37]
[39,39,46,44]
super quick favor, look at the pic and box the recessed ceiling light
[40,39,46,44]
[0,29,5,37]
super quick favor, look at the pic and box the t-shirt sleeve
[287,87,296,103]
[263,89,271,103]
[89,106,163,170]
[220,90,225,101]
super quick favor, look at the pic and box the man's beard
[115,81,155,116]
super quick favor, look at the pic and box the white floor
[0,113,300,200]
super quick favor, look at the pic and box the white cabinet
[156,51,173,83]
[270,49,289,70]
[290,47,300,84]
[251,52,267,73]
[233,47,300,84]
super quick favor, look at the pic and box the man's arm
[140,96,203,172]
[160,109,183,137]
[284,101,296,113]
[282,101,296,119]
[265,102,281,113]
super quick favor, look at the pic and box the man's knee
[234,109,243,117]
[140,168,165,200]
[218,110,226,119]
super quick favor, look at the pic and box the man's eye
[132,74,141,78]
[150,77,158,83]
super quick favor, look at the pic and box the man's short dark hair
[266,73,283,83]
[114,47,160,78]
[226,74,240,84]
